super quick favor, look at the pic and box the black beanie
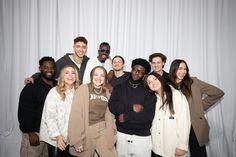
[131,58,151,74]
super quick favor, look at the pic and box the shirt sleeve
[124,92,156,124]
[82,59,93,84]
[18,85,36,132]
[195,78,224,111]
[174,90,191,151]
[32,72,41,79]
[68,85,87,149]
[108,85,131,114]
[104,58,112,72]
[42,89,61,139]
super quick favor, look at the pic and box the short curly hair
[131,58,151,74]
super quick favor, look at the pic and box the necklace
[94,87,103,95]
[129,80,140,88]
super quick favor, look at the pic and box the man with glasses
[83,42,112,84]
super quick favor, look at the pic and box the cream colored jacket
[151,86,191,157]
[40,87,74,147]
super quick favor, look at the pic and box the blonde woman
[68,66,117,157]
[40,65,79,157]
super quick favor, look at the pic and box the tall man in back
[25,36,89,84]
[55,36,89,83]
[82,42,112,84]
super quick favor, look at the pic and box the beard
[41,72,55,80]
[99,57,105,63]
[98,53,109,63]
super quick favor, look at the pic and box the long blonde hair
[56,65,80,100]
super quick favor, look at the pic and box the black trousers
[189,126,207,157]
[151,151,162,157]
[48,144,75,157]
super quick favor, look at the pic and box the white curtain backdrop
[0,0,235,156]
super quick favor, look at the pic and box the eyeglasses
[98,49,110,54]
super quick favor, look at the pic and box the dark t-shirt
[109,71,130,87]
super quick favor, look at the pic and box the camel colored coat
[68,84,117,156]
[188,77,224,146]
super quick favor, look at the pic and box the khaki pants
[82,121,117,157]
[20,133,48,157]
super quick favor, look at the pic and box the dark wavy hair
[149,53,167,68]
[169,59,193,98]
[144,72,174,114]
[112,55,125,64]
[74,36,88,45]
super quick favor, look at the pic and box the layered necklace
[128,80,140,88]
[94,87,103,95]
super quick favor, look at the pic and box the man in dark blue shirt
[18,56,57,157]
[108,58,156,157]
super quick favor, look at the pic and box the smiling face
[131,65,145,81]
[40,61,55,80]
[92,67,106,88]
[146,74,162,93]
[73,41,87,58]
[176,62,187,83]
[112,57,124,71]
[63,67,77,88]
[98,44,110,63]
[151,56,165,74]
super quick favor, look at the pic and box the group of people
[18,36,224,157]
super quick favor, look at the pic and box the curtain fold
[0,0,235,156]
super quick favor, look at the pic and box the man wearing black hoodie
[108,58,157,157]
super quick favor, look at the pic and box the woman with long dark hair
[144,72,191,157]
[169,59,224,157]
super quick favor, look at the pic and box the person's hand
[107,70,114,82]
[104,83,113,94]
[175,148,187,157]
[28,132,40,146]
[133,104,144,113]
[75,145,84,153]
[116,114,125,123]
[24,77,34,85]
[56,135,66,151]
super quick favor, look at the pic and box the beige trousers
[20,133,48,157]
[82,121,117,157]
